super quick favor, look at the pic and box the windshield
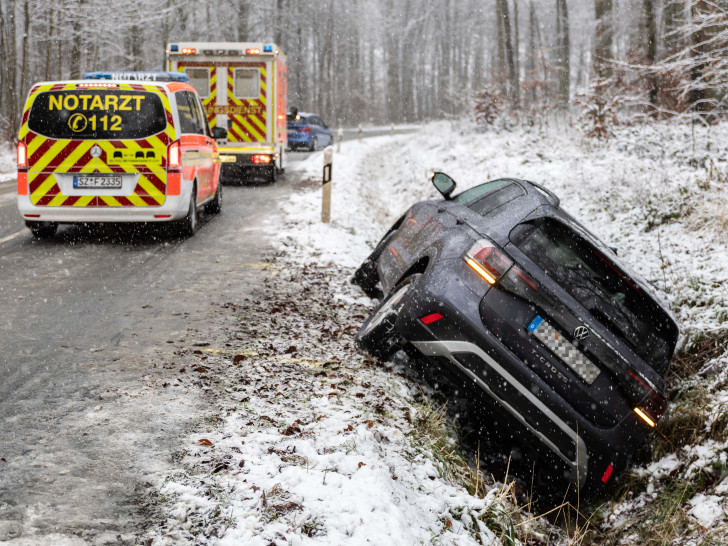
[27,90,167,140]
[510,217,677,372]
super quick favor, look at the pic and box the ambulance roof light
[263,45,273,53]
[246,48,260,55]
[82,71,190,82]
[169,44,179,52]
[181,48,196,55]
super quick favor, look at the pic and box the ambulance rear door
[179,58,272,148]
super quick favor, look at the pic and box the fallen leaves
[281,419,302,436]
[197,439,213,446]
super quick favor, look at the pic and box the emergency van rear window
[185,68,210,98]
[27,90,167,140]
[233,69,259,99]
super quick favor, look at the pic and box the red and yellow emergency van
[16,73,221,238]
[166,42,287,183]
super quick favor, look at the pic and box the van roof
[83,71,189,82]
[27,79,196,94]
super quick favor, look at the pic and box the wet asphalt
[0,158,311,543]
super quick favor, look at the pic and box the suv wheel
[355,274,421,360]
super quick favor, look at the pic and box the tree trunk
[70,1,85,79]
[593,0,612,79]
[18,0,29,116]
[237,1,250,40]
[497,0,516,107]
[495,0,506,94]
[45,5,55,81]
[643,0,658,109]
[556,0,570,104]
[513,0,520,108]
[663,0,683,53]
[526,1,537,104]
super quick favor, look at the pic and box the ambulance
[16,72,222,238]
[166,42,287,183]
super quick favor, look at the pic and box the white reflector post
[322,146,333,223]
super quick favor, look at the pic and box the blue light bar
[82,71,190,82]
[170,44,179,52]
[263,44,273,53]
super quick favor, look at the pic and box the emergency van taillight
[167,141,181,170]
[246,48,261,55]
[181,48,196,55]
[17,141,27,170]
[251,154,272,165]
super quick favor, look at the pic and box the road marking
[0,229,26,245]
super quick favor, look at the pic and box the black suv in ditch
[352,173,678,497]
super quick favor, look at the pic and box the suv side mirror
[431,171,456,200]
[212,127,227,140]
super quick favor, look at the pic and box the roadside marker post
[337,126,343,153]
[358,124,362,141]
[322,147,333,223]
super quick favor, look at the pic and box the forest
[1,0,727,138]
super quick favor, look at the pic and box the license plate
[528,315,601,384]
[73,175,122,189]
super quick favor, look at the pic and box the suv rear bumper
[394,269,650,494]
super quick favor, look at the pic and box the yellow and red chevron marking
[226,64,267,143]
[203,67,217,128]
[20,82,177,207]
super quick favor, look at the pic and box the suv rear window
[510,217,677,372]
[27,90,167,140]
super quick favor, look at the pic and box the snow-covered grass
[144,261,534,545]
[146,118,728,544]
[274,120,728,542]
[0,141,15,184]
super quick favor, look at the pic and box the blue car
[287,112,333,151]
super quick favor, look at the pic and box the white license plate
[73,175,122,189]
[527,315,601,384]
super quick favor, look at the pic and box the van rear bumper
[17,193,190,223]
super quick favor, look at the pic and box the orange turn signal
[634,407,656,428]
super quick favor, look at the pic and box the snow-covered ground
[4,117,726,543]
[200,119,727,543]
[0,141,15,184]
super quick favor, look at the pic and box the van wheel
[269,166,277,184]
[355,274,421,360]
[178,187,198,237]
[26,221,58,239]
[205,182,222,214]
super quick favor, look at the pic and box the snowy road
[0,170,307,543]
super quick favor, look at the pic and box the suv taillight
[465,239,513,285]
[17,141,27,169]
[625,369,667,428]
[301,126,312,133]
[167,140,181,170]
